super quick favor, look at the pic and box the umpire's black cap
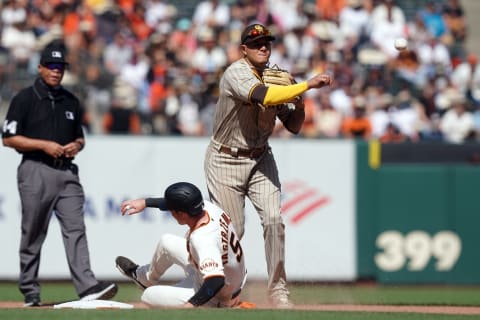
[241,23,275,44]
[158,182,204,216]
[40,42,69,66]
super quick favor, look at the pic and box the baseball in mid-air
[394,37,408,51]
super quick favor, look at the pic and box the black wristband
[145,198,162,208]
[188,276,225,307]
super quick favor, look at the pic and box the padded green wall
[357,142,480,283]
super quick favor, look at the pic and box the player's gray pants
[204,142,290,297]
[17,160,97,297]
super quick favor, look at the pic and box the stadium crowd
[1,0,480,143]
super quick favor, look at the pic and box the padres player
[116,182,248,308]
[203,23,332,307]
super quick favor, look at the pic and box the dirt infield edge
[1,301,480,315]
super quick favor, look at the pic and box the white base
[53,299,134,309]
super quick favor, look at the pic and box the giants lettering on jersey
[199,258,219,272]
[219,212,231,265]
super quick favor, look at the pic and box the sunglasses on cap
[242,24,275,44]
[247,27,271,38]
[43,63,66,71]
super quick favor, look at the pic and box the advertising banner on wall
[0,137,356,281]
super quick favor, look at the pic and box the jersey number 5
[230,233,243,262]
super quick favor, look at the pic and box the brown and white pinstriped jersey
[211,58,301,149]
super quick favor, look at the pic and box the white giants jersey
[187,200,246,297]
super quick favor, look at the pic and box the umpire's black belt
[23,155,73,170]
[219,145,266,159]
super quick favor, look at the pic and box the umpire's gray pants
[17,160,97,297]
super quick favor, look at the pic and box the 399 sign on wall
[375,230,462,272]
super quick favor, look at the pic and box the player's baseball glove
[262,65,294,86]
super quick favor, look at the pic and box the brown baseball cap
[241,24,275,44]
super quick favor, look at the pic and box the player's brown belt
[219,145,266,159]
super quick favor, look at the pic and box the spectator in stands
[175,87,203,136]
[340,95,372,139]
[442,0,467,59]
[62,2,96,39]
[472,104,480,140]
[191,26,227,74]
[82,60,114,124]
[102,80,142,134]
[439,91,476,143]
[450,54,480,102]
[418,1,448,40]
[267,0,306,32]
[417,79,437,118]
[338,0,370,44]
[1,0,27,27]
[379,122,407,143]
[406,13,433,50]
[416,35,452,80]
[369,0,407,59]
[314,92,343,138]
[369,92,393,139]
[0,40,12,98]
[0,0,478,142]
[146,44,171,113]
[283,19,315,65]
[1,19,36,76]
[389,89,424,142]
[144,0,177,35]
[118,42,150,92]
[103,31,134,77]
[369,0,406,35]
[434,78,460,115]
[125,2,152,42]
[166,18,197,66]
[419,113,444,141]
[192,0,230,31]
[316,0,346,22]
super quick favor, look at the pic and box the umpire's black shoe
[79,281,118,301]
[24,293,41,307]
[115,256,147,289]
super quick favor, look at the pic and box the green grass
[2,309,480,320]
[290,284,480,306]
[1,282,480,320]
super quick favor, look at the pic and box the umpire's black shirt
[2,77,84,159]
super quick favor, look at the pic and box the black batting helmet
[157,182,204,216]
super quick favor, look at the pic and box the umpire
[1,41,117,307]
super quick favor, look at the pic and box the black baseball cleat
[24,293,41,307]
[79,281,118,301]
[115,256,147,289]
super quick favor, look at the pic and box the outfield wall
[3,137,478,283]
[0,137,356,281]
[356,141,480,284]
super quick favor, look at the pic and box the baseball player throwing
[204,23,332,308]
[116,182,248,308]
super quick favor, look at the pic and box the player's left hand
[120,199,146,215]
